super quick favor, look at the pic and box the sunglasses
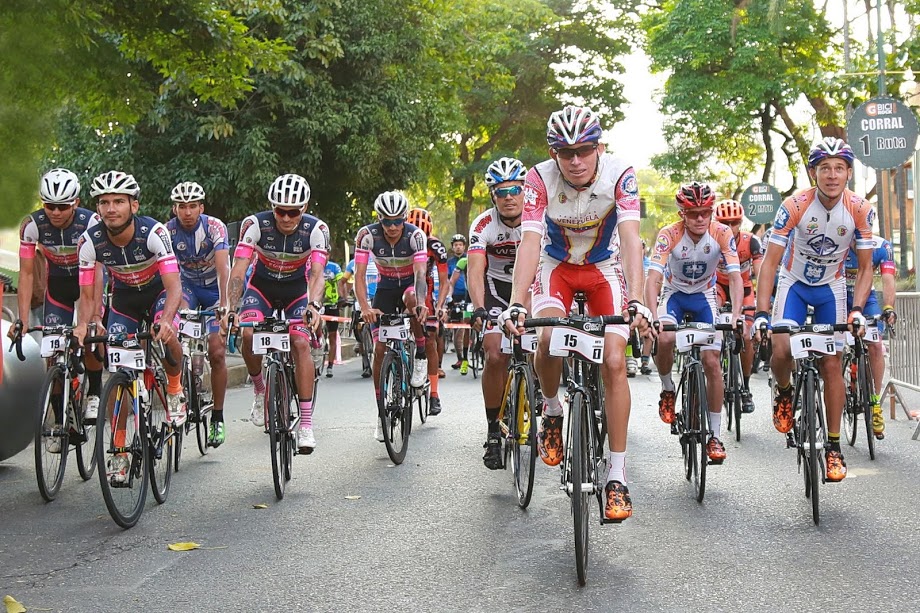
[493,185,523,198]
[273,207,304,219]
[553,143,598,160]
[43,202,75,212]
[380,218,405,227]
[682,208,713,220]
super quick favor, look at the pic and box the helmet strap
[105,215,134,239]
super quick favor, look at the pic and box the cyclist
[447,234,470,372]
[714,198,763,413]
[224,174,329,455]
[11,168,105,435]
[344,253,379,378]
[166,181,230,446]
[844,235,896,439]
[755,137,875,483]
[646,183,743,464]
[322,259,347,378]
[406,207,449,415]
[74,171,185,481]
[502,105,652,521]
[352,191,429,441]
[470,157,527,469]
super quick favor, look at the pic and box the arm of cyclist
[9,249,35,341]
[215,247,231,311]
[467,250,487,329]
[618,219,652,335]
[753,234,783,343]
[353,231,380,325]
[881,259,897,326]
[644,268,663,329]
[306,257,326,328]
[502,231,541,335]
[155,270,182,343]
[223,253,251,333]
[849,247,874,333]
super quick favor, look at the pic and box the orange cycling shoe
[706,436,726,463]
[772,385,794,433]
[658,390,676,424]
[538,414,564,466]
[604,480,632,522]
[825,449,847,482]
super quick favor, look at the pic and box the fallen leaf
[4,595,26,613]
[344,495,361,500]
[252,503,268,509]
[167,542,201,552]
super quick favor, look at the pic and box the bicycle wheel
[510,365,537,508]
[859,357,876,460]
[731,357,743,442]
[802,369,820,525]
[416,385,429,424]
[842,353,858,447]
[570,391,592,586]
[378,351,410,464]
[96,372,148,529]
[195,396,211,456]
[267,362,288,500]
[360,326,373,374]
[35,365,69,502]
[75,370,98,481]
[690,364,709,503]
[148,378,174,505]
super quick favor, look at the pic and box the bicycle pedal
[785,433,795,449]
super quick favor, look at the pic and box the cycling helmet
[484,157,528,187]
[406,208,432,236]
[451,234,467,245]
[373,191,409,218]
[39,168,80,204]
[268,174,310,207]
[808,136,855,168]
[715,199,744,222]
[170,181,206,203]
[89,171,140,199]
[675,182,715,209]
[546,105,603,148]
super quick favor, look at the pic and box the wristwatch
[309,301,325,315]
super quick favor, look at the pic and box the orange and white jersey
[649,221,740,294]
[770,187,874,286]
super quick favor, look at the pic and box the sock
[167,372,182,395]
[300,400,313,429]
[870,393,880,407]
[87,369,103,396]
[709,411,722,439]
[462,345,469,360]
[415,336,426,358]
[641,356,649,365]
[607,451,627,484]
[828,432,841,452]
[486,407,500,434]
[252,372,266,395]
[429,374,439,396]
[743,375,750,388]
[212,410,224,423]
[660,373,674,392]
[544,394,563,417]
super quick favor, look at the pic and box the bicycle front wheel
[75,370,98,481]
[378,351,410,464]
[148,379,174,505]
[690,364,709,503]
[730,357,743,442]
[35,365,69,502]
[570,391,592,586]
[510,366,537,509]
[802,368,820,525]
[267,362,291,500]
[842,353,858,447]
[97,372,148,529]
[859,357,876,460]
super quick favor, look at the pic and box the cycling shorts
[533,258,628,340]
[107,281,174,336]
[324,305,340,333]
[774,275,845,351]
[448,292,468,323]
[182,282,221,334]
[658,286,720,352]
[43,275,80,327]
[239,275,310,339]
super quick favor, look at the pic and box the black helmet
[451,234,467,245]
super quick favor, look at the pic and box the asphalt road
[2,355,920,612]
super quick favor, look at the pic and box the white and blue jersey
[167,214,229,289]
[844,235,895,314]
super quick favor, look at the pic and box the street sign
[846,96,920,170]
[740,183,782,224]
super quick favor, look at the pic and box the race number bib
[790,332,836,359]
[845,325,880,346]
[500,333,538,355]
[379,322,410,342]
[717,312,733,325]
[179,319,203,339]
[253,332,290,355]
[549,327,604,363]
[40,334,67,358]
[108,347,146,372]
[675,329,716,352]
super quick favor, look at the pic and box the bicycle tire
[267,362,287,500]
[511,365,537,509]
[691,364,708,503]
[859,357,876,460]
[570,391,591,586]
[75,369,98,481]
[35,365,69,502]
[416,385,429,424]
[803,368,820,525]
[731,352,743,442]
[842,353,858,447]
[96,372,148,529]
[378,351,410,464]
[360,326,373,374]
[148,379,174,505]
[195,399,211,456]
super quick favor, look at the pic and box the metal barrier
[880,291,920,440]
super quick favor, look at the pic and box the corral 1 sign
[846,96,919,170]
[740,183,782,224]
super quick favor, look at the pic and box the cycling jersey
[716,231,761,287]
[234,210,330,282]
[166,214,229,288]
[468,208,521,283]
[522,153,640,265]
[844,235,895,294]
[447,255,467,294]
[649,222,740,294]
[354,222,427,290]
[346,257,378,300]
[20,208,100,277]
[78,216,179,290]
[425,236,448,290]
[323,261,343,305]
[769,187,874,286]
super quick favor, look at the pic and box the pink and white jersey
[649,221,740,294]
[770,187,874,286]
[233,210,330,282]
[522,154,640,265]
[354,222,427,290]
[78,216,179,289]
[20,207,100,277]
[468,208,521,283]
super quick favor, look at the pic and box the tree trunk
[453,173,476,236]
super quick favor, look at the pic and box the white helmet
[89,171,140,199]
[546,105,603,147]
[374,191,409,218]
[39,168,81,204]
[268,173,310,208]
[484,157,527,187]
[170,181,206,203]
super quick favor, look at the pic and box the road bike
[718,310,747,442]
[175,308,219,469]
[376,312,423,464]
[842,315,884,460]
[497,325,538,508]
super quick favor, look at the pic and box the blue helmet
[484,157,527,187]
[546,105,603,148]
[808,137,855,168]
